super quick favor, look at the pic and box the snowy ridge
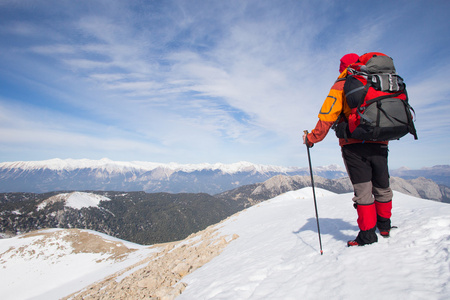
[0,158,344,174]
[1,189,449,299]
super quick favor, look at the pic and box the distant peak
[0,158,297,173]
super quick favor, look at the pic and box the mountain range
[1,158,449,194]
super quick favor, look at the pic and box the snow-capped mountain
[0,158,299,173]
[2,158,449,194]
[1,189,449,299]
[0,158,347,193]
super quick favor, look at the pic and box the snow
[37,192,111,210]
[0,188,449,299]
[65,192,111,209]
[178,189,450,299]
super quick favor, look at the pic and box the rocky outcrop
[389,177,422,198]
[64,221,238,300]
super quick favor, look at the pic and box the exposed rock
[408,177,442,201]
[63,219,238,300]
[439,185,450,203]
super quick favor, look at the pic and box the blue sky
[0,0,449,169]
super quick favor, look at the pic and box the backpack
[335,52,418,141]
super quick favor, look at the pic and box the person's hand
[303,131,314,148]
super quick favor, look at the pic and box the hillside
[0,189,448,299]
[0,191,239,244]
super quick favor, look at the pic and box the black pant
[342,143,392,205]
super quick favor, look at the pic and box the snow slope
[0,188,449,299]
[0,229,157,300]
[37,192,111,210]
[65,192,111,209]
[178,189,450,300]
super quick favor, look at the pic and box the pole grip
[303,130,312,148]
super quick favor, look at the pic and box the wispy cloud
[0,0,449,168]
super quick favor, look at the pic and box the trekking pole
[303,130,323,255]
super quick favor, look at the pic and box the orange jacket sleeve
[307,71,349,145]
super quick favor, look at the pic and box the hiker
[302,53,394,247]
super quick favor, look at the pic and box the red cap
[339,53,359,73]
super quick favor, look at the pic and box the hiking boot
[377,215,392,237]
[347,227,378,247]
